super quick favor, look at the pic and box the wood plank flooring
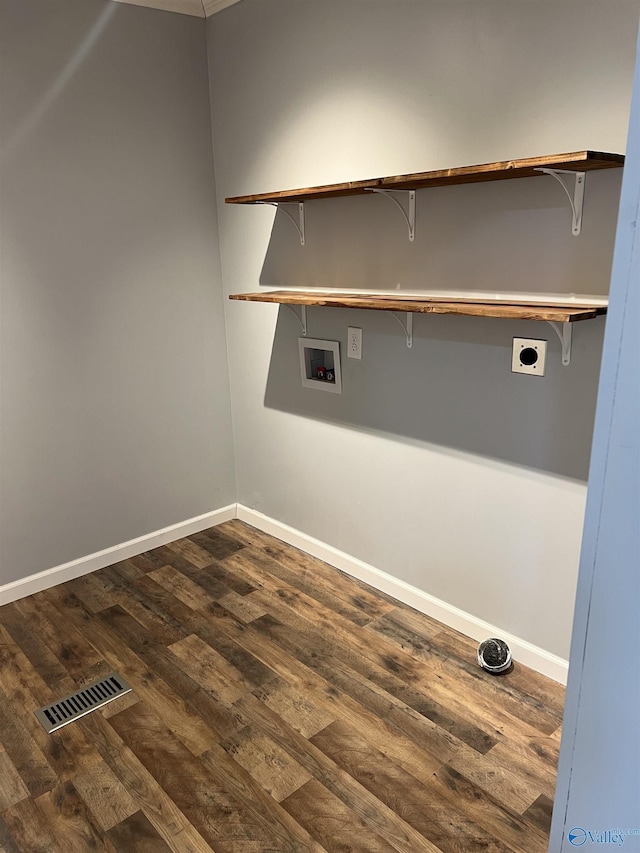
[0,521,564,852]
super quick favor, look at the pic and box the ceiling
[110,0,244,17]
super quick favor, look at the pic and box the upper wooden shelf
[225,151,623,205]
[228,291,607,323]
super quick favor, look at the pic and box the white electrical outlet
[512,338,547,376]
[348,327,362,359]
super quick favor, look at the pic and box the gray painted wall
[208,0,639,659]
[0,0,235,585]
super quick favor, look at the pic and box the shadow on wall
[255,174,618,481]
[263,306,604,481]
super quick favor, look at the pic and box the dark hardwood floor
[0,521,564,852]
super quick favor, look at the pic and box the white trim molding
[203,0,243,15]
[110,0,243,18]
[0,505,236,606]
[236,505,569,685]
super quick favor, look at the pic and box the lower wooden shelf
[228,290,607,323]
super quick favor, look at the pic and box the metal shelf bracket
[547,321,572,366]
[260,201,305,245]
[365,189,416,241]
[393,312,414,348]
[285,304,307,336]
[535,168,586,236]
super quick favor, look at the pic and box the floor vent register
[35,672,132,733]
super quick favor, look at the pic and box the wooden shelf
[225,151,623,205]
[228,291,607,323]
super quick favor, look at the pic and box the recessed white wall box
[299,338,342,394]
[512,338,547,376]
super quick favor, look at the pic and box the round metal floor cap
[477,638,512,674]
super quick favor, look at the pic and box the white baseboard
[0,504,237,607]
[236,505,569,685]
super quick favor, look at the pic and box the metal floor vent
[35,672,132,734]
